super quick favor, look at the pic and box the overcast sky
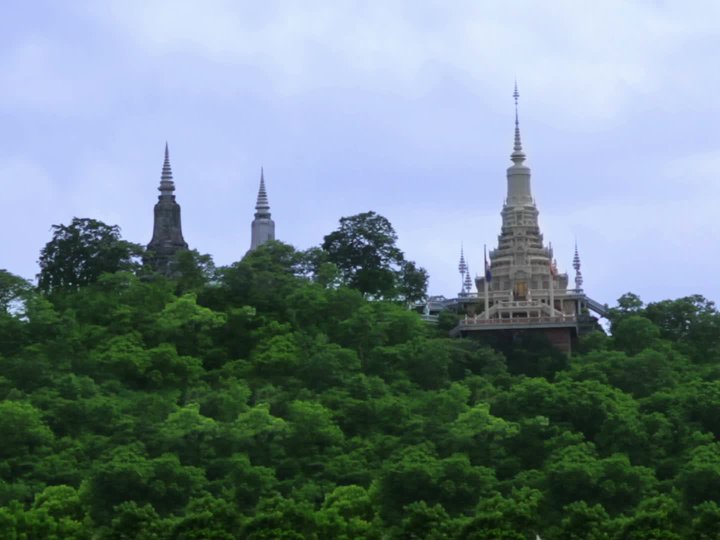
[2,1,719,307]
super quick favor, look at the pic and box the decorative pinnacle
[159,142,175,195]
[511,81,526,164]
[458,245,468,275]
[573,242,584,290]
[255,167,271,215]
[463,269,473,293]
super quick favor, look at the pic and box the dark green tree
[322,211,427,301]
[611,315,661,355]
[166,249,217,294]
[37,218,143,293]
[0,270,32,355]
[644,295,720,362]
[0,270,32,312]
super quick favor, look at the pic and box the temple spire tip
[511,82,526,164]
[255,167,270,212]
[159,142,174,194]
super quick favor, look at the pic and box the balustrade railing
[459,315,576,326]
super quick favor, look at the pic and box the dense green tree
[166,249,217,295]
[611,315,661,355]
[679,443,720,508]
[397,501,455,539]
[644,295,720,362]
[0,401,54,480]
[37,218,143,293]
[231,404,288,466]
[241,496,318,539]
[106,501,170,539]
[619,495,685,539]
[691,501,720,539]
[169,495,242,539]
[322,211,428,301]
[156,404,219,465]
[607,292,645,322]
[0,272,30,356]
[460,488,542,539]
[557,501,616,540]
[0,269,31,312]
[0,498,90,540]
[374,444,445,520]
[1,220,718,540]
[207,241,306,316]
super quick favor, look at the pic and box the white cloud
[0,36,78,107]
[1,0,719,307]
[83,0,720,125]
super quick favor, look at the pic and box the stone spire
[159,142,175,196]
[147,143,188,273]
[250,167,275,250]
[573,242,584,290]
[506,82,533,207]
[255,167,270,217]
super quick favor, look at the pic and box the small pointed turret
[463,269,473,294]
[250,167,276,250]
[458,245,468,275]
[147,142,188,274]
[573,242,584,290]
[458,245,469,295]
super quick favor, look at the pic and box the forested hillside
[1,218,720,539]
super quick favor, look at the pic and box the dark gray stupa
[146,143,188,273]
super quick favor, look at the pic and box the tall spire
[159,142,176,196]
[573,242,584,290]
[250,167,276,250]
[511,81,526,164]
[504,81,533,208]
[147,142,188,274]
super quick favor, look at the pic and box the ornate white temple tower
[250,168,275,251]
[483,84,567,300]
[451,85,606,352]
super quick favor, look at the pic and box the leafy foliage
[37,218,143,294]
[322,211,428,302]
[0,225,719,538]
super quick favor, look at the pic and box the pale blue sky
[1,1,719,306]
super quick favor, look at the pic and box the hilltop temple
[146,146,275,275]
[430,86,607,352]
[143,90,604,353]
